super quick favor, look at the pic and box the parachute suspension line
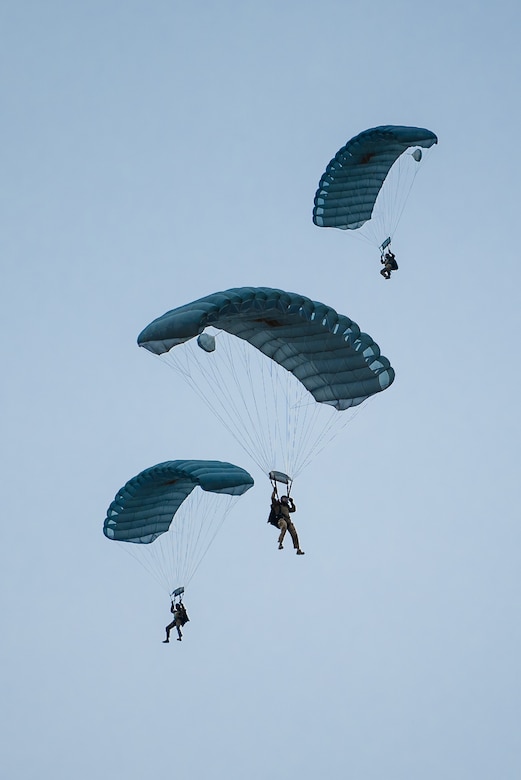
[203,334,274,473]
[116,541,172,596]
[291,405,350,477]
[157,326,373,481]
[248,336,361,476]
[292,313,388,474]
[283,368,294,458]
[385,151,423,239]
[288,319,368,476]
[168,490,236,589]
[286,474,293,499]
[182,491,235,588]
[159,334,301,476]
[355,147,427,249]
[159,348,235,449]
[393,144,437,236]
[285,388,321,477]
[221,332,278,471]
[261,351,334,478]
[160,337,272,475]
[264,333,363,479]
[186,491,235,587]
[118,527,176,595]
[115,490,238,595]
[229,334,320,478]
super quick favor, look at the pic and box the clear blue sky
[3,2,520,778]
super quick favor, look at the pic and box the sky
[2,1,521,778]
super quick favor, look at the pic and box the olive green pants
[277,519,300,549]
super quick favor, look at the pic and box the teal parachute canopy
[104,460,254,544]
[313,125,438,239]
[138,287,394,411]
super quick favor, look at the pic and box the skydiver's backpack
[267,507,279,527]
[390,257,399,270]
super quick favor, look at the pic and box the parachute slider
[380,236,391,253]
[269,470,292,485]
[270,470,293,498]
[197,333,216,353]
[170,586,185,599]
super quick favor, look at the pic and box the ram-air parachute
[138,287,395,483]
[313,125,438,251]
[103,460,254,595]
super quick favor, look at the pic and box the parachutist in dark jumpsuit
[163,601,189,643]
[380,250,398,279]
[270,489,305,555]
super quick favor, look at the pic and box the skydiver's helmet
[280,495,288,503]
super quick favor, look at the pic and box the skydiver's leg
[287,522,304,554]
[163,620,176,643]
[277,519,288,549]
[175,618,183,640]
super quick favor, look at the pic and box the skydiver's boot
[163,638,169,643]
[296,549,305,555]
[278,543,283,550]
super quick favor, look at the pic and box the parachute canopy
[104,459,254,544]
[138,287,394,411]
[313,125,438,241]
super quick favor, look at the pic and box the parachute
[138,287,395,480]
[313,125,438,249]
[103,460,254,594]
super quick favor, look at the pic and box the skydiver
[380,250,398,279]
[163,600,190,643]
[269,488,305,555]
